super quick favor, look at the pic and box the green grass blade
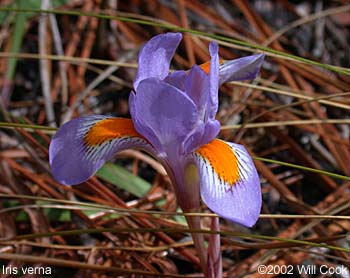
[5,0,27,80]
[97,163,151,198]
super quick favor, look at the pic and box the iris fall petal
[49,116,150,185]
[194,139,261,227]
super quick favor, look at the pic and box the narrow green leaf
[97,163,151,198]
[3,0,70,79]
[5,0,27,80]
[0,0,68,25]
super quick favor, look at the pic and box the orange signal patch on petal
[196,139,239,186]
[84,118,142,146]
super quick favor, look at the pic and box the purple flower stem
[207,216,222,278]
[185,214,208,276]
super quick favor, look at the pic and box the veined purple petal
[130,78,197,158]
[219,53,265,85]
[133,33,182,90]
[194,139,261,227]
[208,41,219,118]
[49,116,151,185]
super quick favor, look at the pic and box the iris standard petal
[219,53,265,85]
[208,41,219,118]
[133,32,182,90]
[49,116,150,185]
[193,139,261,227]
[185,64,209,112]
[130,78,197,158]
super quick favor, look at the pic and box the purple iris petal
[182,122,205,155]
[180,52,220,154]
[49,115,149,185]
[208,41,219,119]
[219,53,265,85]
[202,119,220,144]
[133,32,182,90]
[164,70,187,92]
[183,119,220,155]
[198,142,262,227]
[130,78,198,158]
[185,64,209,112]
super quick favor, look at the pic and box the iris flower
[49,32,264,275]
